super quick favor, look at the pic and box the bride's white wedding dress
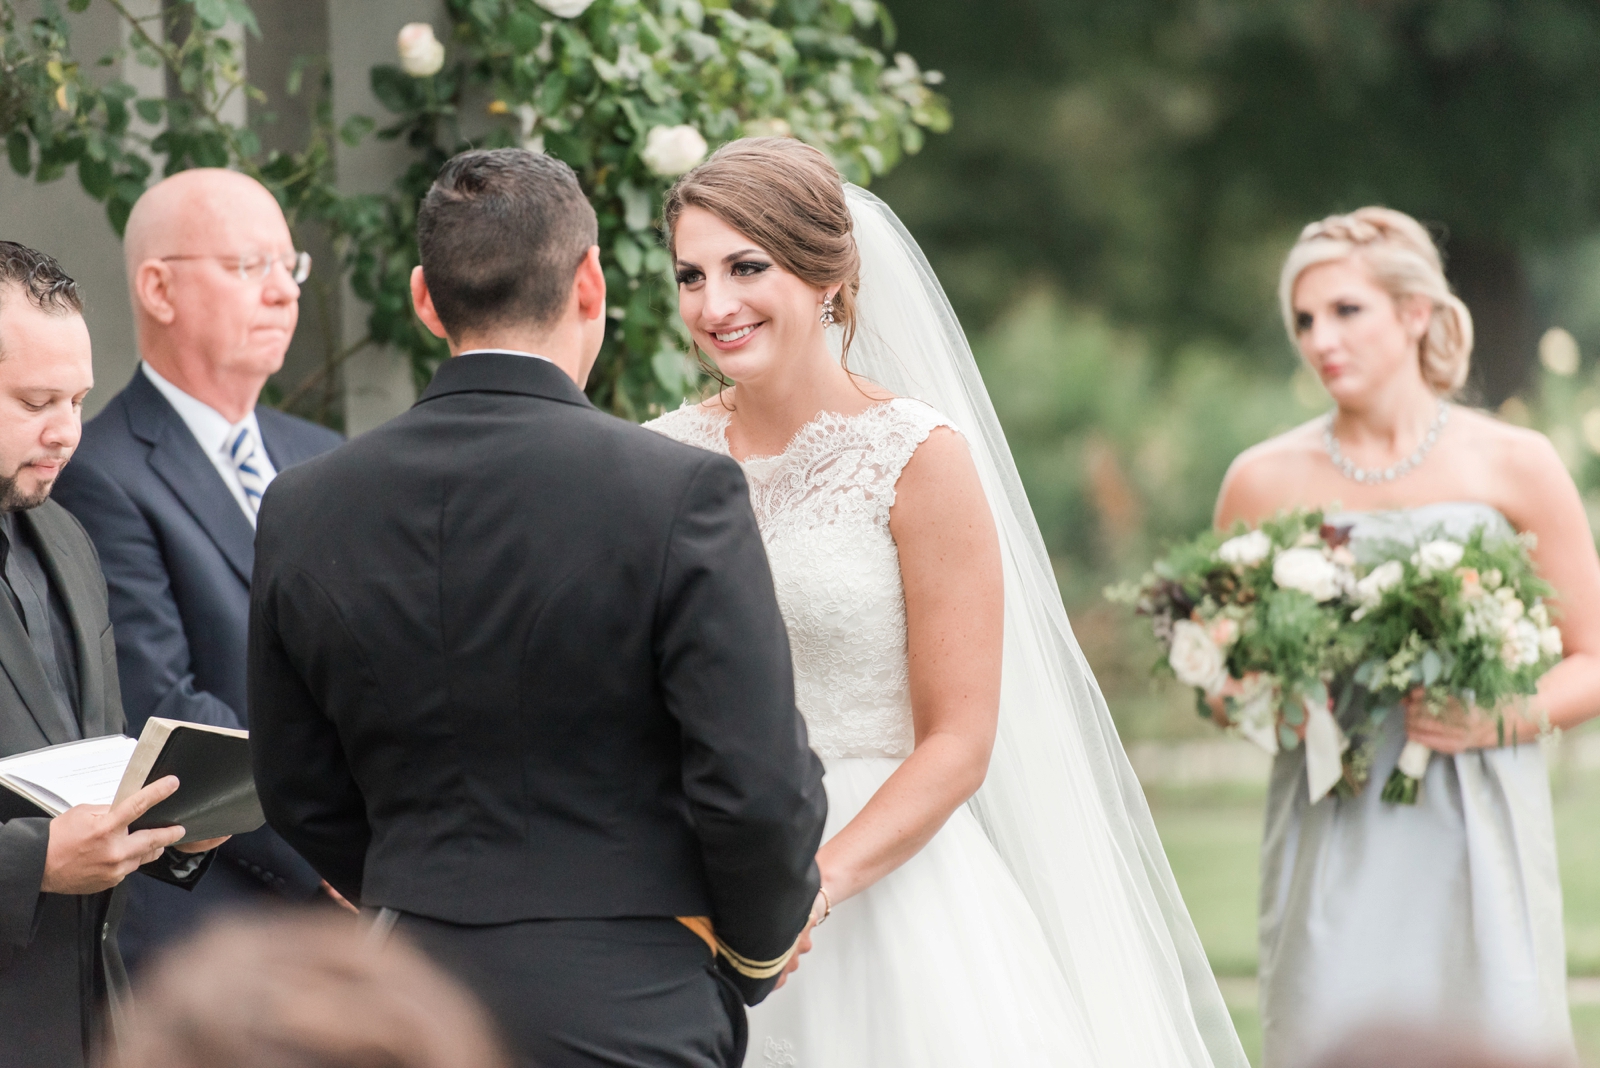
[647,399,1096,1065]
[646,186,1245,1068]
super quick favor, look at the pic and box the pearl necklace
[1323,401,1450,484]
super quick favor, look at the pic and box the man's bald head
[124,169,286,281]
[124,169,301,423]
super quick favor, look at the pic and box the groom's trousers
[396,914,747,1068]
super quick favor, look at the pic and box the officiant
[0,242,225,1068]
[52,169,344,973]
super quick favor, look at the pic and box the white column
[330,0,447,435]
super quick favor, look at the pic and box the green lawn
[1146,743,1600,1065]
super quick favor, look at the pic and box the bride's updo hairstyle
[1279,206,1474,395]
[663,137,862,361]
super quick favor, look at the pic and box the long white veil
[842,185,1248,1067]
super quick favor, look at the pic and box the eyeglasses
[160,250,312,285]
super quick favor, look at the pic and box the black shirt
[0,510,81,736]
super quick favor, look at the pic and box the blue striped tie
[225,425,270,515]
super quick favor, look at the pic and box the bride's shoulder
[641,395,730,451]
[1215,418,1327,526]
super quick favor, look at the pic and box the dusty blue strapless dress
[1258,502,1574,1066]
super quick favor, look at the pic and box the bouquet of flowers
[1346,529,1563,803]
[1106,510,1367,801]
[1111,511,1564,805]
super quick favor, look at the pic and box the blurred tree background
[874,0,1600,737]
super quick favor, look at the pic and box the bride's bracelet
[812,887,832,926]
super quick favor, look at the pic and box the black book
[0,718,264,843]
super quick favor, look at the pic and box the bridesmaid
[1214,207,1600,1065]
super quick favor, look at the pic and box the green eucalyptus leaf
[614,234,643,278]
[193,0,231,32]
[1421,648,1443,686]
[6,132,30,176]
[1279,725,1301,750]
[619,179,652,231]
[339,114,375,147]
[651,347,687,391]
[135,98,163,124]
[506,11,542,54]
[78,155,112,198]
[369,66,418,115]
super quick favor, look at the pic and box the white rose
[534,0,596,17]
[1217,529,1272,568]
[1502,618,1542,668]
[397,23,445,78]
[1169,620,1229,695]
[1353,559,1404,611]
[1356,559,1408,617]
[1412,539,1465,577]
[1273,547,1343,603]
[640,124,708,177]
[1540,626,1564,660]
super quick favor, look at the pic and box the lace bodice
[646,398,955,758]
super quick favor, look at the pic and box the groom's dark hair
[417,148,597,338]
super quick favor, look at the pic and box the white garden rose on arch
[397,23,445,78]
[641,124,709,177]
[535,0,597,17]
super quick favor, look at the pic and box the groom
[248,148,827,1068]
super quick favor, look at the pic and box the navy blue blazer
[53,369,342,968]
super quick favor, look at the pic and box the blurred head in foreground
[1304,1024,1568,1068]
[1280,205,1473,409]
[106,913,510,1068]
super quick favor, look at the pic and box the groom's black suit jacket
[249,352,827,1004]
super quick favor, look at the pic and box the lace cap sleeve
[864,398,959,519]
[642,402,730,455]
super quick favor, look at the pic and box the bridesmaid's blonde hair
[1279,207,1474,394]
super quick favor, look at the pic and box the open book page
[0,735,139,812]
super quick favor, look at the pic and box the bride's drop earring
[820,296,836,326]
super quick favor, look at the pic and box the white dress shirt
[141,362,278,526]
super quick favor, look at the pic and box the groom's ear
[573,246,605,323]
[411,265,450,342]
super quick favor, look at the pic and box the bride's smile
[673,205,836,383]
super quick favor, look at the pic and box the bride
[644,137,1245,1067]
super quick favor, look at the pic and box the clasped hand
[774,888,831,991]
[1403,690,1538,754]
[41,775,228,895]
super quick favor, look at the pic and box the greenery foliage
[881,0,1600,405]
[0,0,948,419]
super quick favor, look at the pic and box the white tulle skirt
[745,757,1096,1067]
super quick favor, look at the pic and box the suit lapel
[125,373,255,585]
[24,505,107,738]
[0,514,75,746]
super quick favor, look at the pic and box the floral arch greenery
[0,0,947,422]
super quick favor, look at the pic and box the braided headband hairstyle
[1279,207,1474,395]
[663,137,862,378]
